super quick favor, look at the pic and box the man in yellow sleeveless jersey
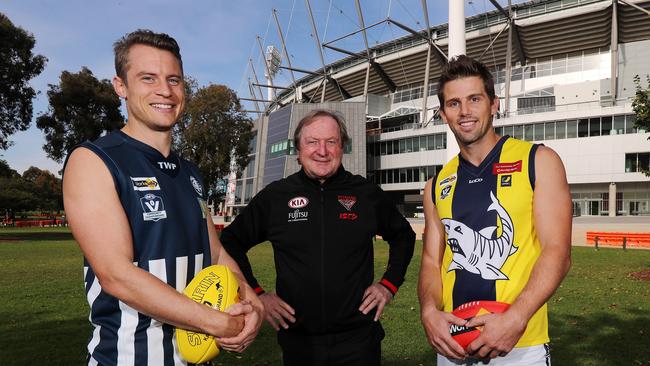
[418,55,572,365]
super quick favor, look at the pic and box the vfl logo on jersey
[131,177,160,191]
[441,191,518,280]
[288,196,309,209]
[190,176,203,196]
[439,174,457,186]
[492,160,522,175]
[337,195,356,211]
[140,193,167,222]
[500,175,512,187]
[440,185,452,200]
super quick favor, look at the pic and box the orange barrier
[586,231,650,249]
[12,220,66,227]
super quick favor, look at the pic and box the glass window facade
[368,165,442,185]
[367,133,446,157]
[625,152,650,173]
[495,114,640,142]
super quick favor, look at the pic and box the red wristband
[379,278,398,295]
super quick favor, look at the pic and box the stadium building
[225,0,650,218]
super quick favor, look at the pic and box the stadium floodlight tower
[265,45,282,102]
[446,0,466,160]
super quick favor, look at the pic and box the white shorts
[437,343,551,366]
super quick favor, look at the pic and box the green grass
[1,227,649,365]
[0,228,88,365]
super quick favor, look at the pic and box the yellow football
[175,265,240,363]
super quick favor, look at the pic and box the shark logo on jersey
[140,193,167,222]
[441,191,518,280]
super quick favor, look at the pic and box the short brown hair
[293,109,350,151]
[437,55,496,111]
[113,29,183,83]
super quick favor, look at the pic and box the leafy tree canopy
[0,177,39,212]
[0,161,61,212]
[632,74,650,134]
[0,158,19,178]
[36,67,124,163]
[175,83,253,195]
[22,166,62,211]
[0,12,47,150]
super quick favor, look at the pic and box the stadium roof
[272,0,650,106]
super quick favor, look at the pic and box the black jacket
[220,166,415,336]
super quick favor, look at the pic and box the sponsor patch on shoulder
[131,177,160,191]
[439,174,457,186]
[492,161,522,175]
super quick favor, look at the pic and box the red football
[449,301,510,350]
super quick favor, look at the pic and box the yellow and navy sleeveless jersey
[433,136,547,347]
[66,130,211,366]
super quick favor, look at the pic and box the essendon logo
[337,195,356,211]
[492,160,522,175]
[288,196,308,209]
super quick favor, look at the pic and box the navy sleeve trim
[431,171,440,206]
[528,143,540,191]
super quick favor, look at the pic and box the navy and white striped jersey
[71,130,211,366]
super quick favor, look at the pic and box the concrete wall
[618,39,650,100]
[544,132,650,185]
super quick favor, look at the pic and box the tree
[0,159,19,178]
[172,75,199,150]
[22,166,63,211]
[632,74,650,176]
[0,177,39,212]
[36,67,124,162]
[0,160,37,212]
[632,74,650,134]
[0,13,47,150]
[0,162,63,213]
[175,84,253,194]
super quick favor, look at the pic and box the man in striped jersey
[63,29,263,365]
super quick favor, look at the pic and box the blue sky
[1,0,517,175]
